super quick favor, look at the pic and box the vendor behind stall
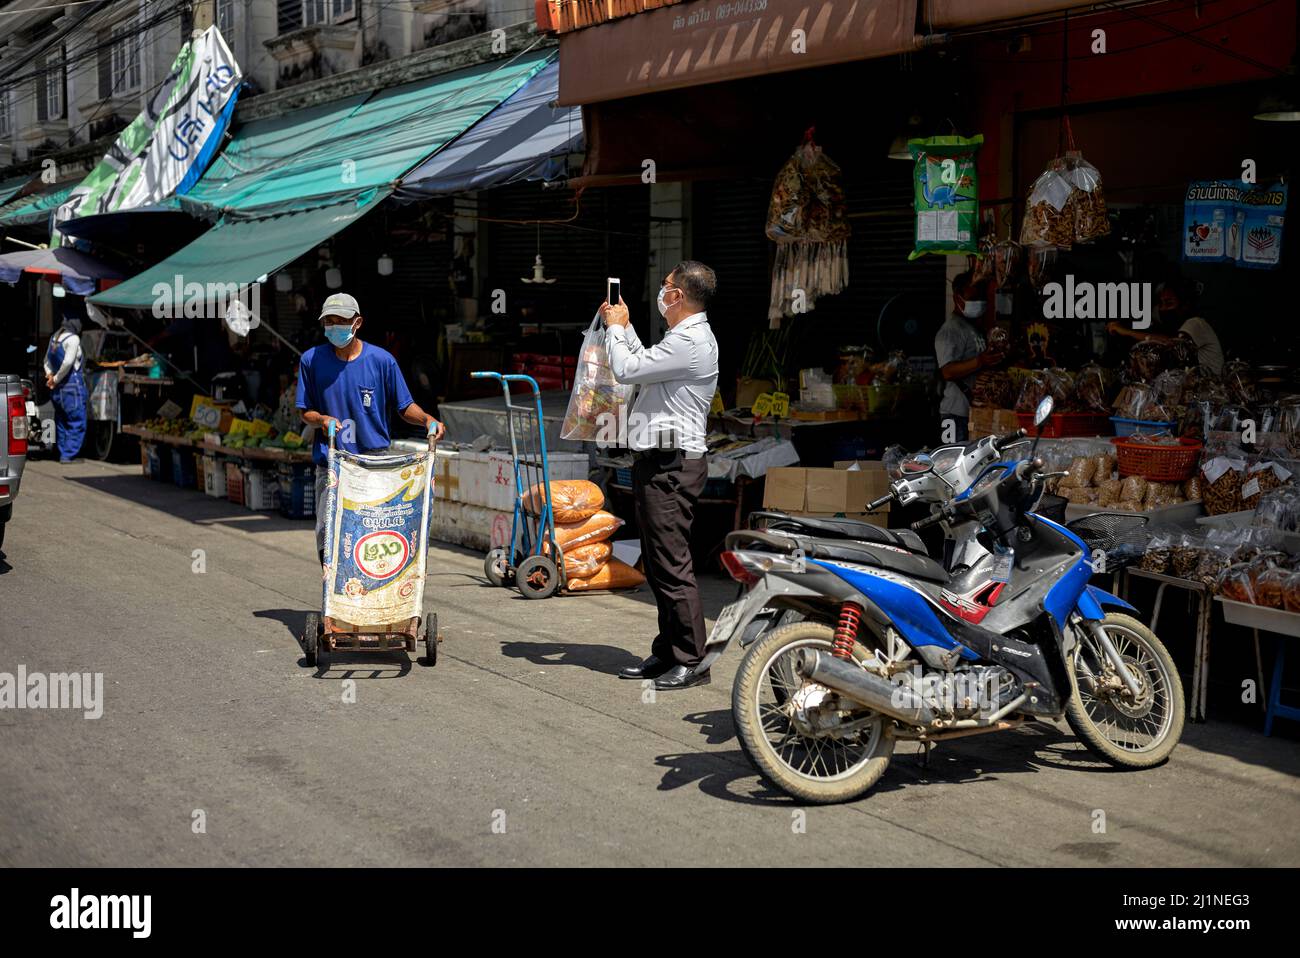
[1107,277,1223,375]
[935,272,1007,442]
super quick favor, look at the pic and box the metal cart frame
[471,371,568,599]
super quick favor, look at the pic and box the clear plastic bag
[560,312,637,441]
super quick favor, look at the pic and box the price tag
[752,393,774,417]
[192,403,223,430]
[710,390,725,415]
[770,391,790,418]
[156,399,182,420]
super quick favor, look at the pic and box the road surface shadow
[62,472,308,534]
[499,639,641,676]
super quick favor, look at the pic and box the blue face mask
[324,323,355,348]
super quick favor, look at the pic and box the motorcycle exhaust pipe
[795,649,935,726]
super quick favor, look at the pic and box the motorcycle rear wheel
[733,622,894,804]
[1065,613,1184,768]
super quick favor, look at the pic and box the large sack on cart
[523,478,604,523]
[553,510,624,548]
[321,448,433,626]
[565,558,646,592]
[562,541,614,579]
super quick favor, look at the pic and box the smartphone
[607,277,621,306]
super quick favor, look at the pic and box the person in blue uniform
[43,316,87,463]
[296,292,445,565]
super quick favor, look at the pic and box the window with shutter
[36,62,49,122]
[277,0,304,33]
[98,29,113,98]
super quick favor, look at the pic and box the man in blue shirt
[296,292,445,563]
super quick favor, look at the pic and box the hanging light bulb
[52,283,66,298]
[275,272,293,292]
[325,267,343,289]
[519,224,557,284]
[377,253,394,276]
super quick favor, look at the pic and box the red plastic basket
[1111,436,1203,482]
[1016,411,1111,439]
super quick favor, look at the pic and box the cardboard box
[763,462,890,515]
[762,467,807,511]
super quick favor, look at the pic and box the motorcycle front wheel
[1065,613,1184,768]
[732,622,895,804]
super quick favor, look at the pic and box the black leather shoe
[653,665,711,690]
[619,654,672,680]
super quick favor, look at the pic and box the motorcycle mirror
[1034,395,1055,428]
[900,453,934,476]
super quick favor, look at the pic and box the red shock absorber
[832,602,864,659]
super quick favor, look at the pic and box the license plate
[706,599,747,647]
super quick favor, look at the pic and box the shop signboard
[1183,180,1287,270]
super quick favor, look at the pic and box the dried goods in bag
[561,541,614,579]
[1140,531,1174,573]
[1216,563,1255,603]
[766,139,850,323]
[523,479,604,523]
[561,312,636,441]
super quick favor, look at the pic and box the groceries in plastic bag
[321,447,433,627]
[561,312,636,441]
[523,479,604,523]
[564,558,646,592]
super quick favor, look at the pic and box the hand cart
[471,371,567,600]
[303,420,441,667]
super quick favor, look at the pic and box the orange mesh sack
[564,558,645,591]
[553,510,624,548]
[562,542,613,579]
[523,479,604,523]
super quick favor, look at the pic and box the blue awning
[394,62,581,199]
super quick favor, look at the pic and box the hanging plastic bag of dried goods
[561,311,636,441]
[908,134,983,259]
[1061,151,1110,243]
[765,134,851,324]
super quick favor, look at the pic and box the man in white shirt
[1107,276,1224,375]
[600,261,719,691]
[43,316,87,463]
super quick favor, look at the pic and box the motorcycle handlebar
[867,493,892,512]
[994,428,1026,448]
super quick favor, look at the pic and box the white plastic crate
[243,467,279,511]
[487,450,590,512]
[203,454,228,498]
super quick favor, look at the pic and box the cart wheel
[516,555,560,600]
[303,612,320,667]
[483,548,513,587]
[421,613,438,667]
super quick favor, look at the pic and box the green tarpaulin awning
[185,48,554,215]
[89,190,386,310]
[0,184,76,228]
[0,175,31,207]
[88,49,556,311]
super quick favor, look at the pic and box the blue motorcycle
[717,398,1184,804]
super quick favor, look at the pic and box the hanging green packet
[908,134,983,259]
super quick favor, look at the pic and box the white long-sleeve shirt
[606,311,718,454]
[43,331,82,387]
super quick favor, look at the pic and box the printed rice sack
[321,447,432,626]
[564,557,645,592]
[523,479,604,523]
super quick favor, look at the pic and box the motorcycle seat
[799,537,951,584]
[752,511,929,555]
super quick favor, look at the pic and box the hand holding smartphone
[606,277,621,307]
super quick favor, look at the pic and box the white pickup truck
[0,373,31,552]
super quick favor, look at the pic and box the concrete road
[1,457,1297,867]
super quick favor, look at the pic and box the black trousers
[632,449,709,668]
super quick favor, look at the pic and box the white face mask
[961,301,986,320]
[657,285,674,318]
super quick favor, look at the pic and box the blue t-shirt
[295,342,415,465]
